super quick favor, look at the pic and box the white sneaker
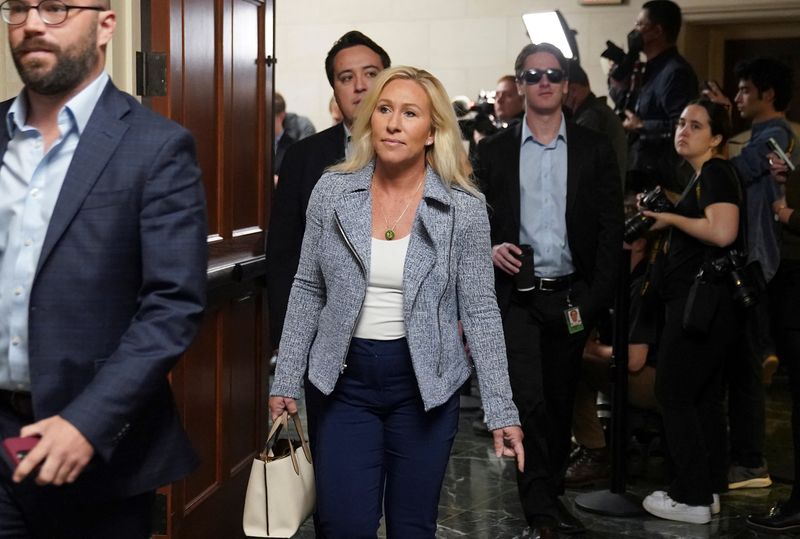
[643,491,712,524]
[711,494,720,515]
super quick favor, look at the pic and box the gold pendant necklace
[377,180,423,240]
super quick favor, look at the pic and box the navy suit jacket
[265,123,345,347]
[476,120,623,321]
[0,81,207,497]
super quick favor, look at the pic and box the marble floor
[290,374,797,538]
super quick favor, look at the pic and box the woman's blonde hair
[332,66,478,196]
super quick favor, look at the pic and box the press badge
[564,306,584,334]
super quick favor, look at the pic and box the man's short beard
[12,27,99,96]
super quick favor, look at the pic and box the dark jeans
[728,300,770,468]
[655,290,735,506]
[0,405,154,539]
[504,283,592,528]
[311,337,459,539]
[769,261,800,503]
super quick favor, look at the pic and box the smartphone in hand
[1,436,40,470]
[768,137,796,172]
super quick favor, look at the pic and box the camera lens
[729,269,759,308]
[623,214,655,244]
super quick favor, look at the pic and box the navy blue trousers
[311,338,459,539]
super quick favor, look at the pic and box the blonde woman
[269,66,523,538]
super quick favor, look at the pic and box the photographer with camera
[623,1,699,194]
[638,99,744,524]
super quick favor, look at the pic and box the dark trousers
[769,261,800,503]
[728,301,769,468]
[311,337,459,539]
[0,405,154,539]
[655,292,734,506]
[504,283,591,528]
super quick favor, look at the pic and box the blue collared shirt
[519,113,575,278]
[731,117,795,281]
[0,72,109,391]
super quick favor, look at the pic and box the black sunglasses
[519,68,566,85]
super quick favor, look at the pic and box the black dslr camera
[706,249,760,309]
[602,30,644,83]
[623,187,673,244]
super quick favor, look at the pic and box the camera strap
[663,173,701,254]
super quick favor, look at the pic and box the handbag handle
[259,412,313,474]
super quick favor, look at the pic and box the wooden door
[141,1,275,537]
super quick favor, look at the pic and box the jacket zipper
[335,213,366,374]
[435,207,456,376]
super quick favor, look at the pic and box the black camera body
[706,249,761,308]
[623,187,673,244]
[603,30,644,83]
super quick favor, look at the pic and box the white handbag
[243,412,315,538]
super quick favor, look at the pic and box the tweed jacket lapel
[331,162,455,312]
[36,82,130,277]
[404,167,453,313]
[333,163,373,273]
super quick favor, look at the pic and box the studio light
[521,10,579,63]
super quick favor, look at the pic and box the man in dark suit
[477,44,622,538]
[265,30,390,349]
[0,2,207,536]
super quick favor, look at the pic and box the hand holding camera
[624,186,675,243]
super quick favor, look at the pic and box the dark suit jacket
[265,123,346,346]
[273,132,296,178]
[0,82,207,498]
[476,120,623,320]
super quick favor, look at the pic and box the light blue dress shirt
[343,123,353,160]
[519,113,575,278]
[0,72,109,391]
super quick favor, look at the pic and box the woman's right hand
[269,396,298,420]
[640,210,672,231]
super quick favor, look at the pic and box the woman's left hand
[492,426,525,472]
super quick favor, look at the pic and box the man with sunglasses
[477,43,622,538]
[0,1,207,536]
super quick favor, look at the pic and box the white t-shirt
[353,235,410,340]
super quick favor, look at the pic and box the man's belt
[519,274,575,293]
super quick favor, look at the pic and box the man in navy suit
[0,1,207,536]
[265,30,390,350]
[477,43,622,538]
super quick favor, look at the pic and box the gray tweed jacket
[270,161,520,430]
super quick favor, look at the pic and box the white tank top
[353,235,410,340]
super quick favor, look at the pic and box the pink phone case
[2,436,39,468]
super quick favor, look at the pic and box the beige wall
[0,0,140,102]
[276,0,800,131]
[1,0,798,124]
